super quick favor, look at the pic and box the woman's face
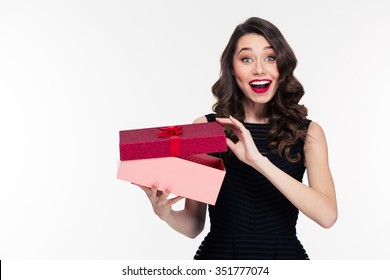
[233,33,279,106]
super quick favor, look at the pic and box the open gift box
[117,122,227,205]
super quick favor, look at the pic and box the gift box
[117,122,227,205]
[117,154,226,205]
[119,122,227,161]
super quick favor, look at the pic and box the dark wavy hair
[212,17,308,163]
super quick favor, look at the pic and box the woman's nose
[252,61,265,75]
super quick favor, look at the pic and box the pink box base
[117,154,225,205]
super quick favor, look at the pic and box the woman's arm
[217,116,338,228]
[137,116,209,238]
[139,184,207,238]
[164,197,207,238]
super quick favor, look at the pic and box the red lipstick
[249,79,271,94]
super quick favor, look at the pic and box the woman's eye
[265,56,276,62]
[242,57,252,63]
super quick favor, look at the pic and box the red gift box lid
[119,122,227,161]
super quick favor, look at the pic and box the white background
[1,0,389,260]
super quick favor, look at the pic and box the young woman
[138,17,337,260]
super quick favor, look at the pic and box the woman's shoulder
[193,113,216,124]
[305,120,328,146]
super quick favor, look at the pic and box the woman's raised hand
[216,115,263,167]
[137,184,184,221]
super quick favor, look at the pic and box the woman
[139,17,337,260]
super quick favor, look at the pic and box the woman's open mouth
[249,79,271,94]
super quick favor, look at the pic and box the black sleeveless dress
[193,113,310,260]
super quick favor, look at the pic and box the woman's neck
[242,101,269,124]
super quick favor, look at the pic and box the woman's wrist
[160,209,175,223]
[249,153,269,171]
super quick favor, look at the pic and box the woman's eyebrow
[238,45,274,54]
[238,47,252,53]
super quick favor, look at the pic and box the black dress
[194,113,310,260]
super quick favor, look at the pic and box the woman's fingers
[135,184,173,200]
[133,183,183,220]
[150,185,159,198]
[228,115,246,130]
[134,184,152,195]
[160,188,172,200]
[133,184,159,200]
[158,188,183,205]
[216,116,247,137]
[226,138,236,151]
[168,195,184,205]
[215,117,236,130]
[134,183,183,206]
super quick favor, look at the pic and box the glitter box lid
[119,122,227,161]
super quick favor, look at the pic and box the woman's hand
[137,184,184,221]
[216,115,264,167]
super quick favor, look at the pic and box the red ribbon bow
[157,126,183,156]
[157,126,183,138]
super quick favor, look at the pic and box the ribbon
[157,126,183,156]
[157,126,183,138]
